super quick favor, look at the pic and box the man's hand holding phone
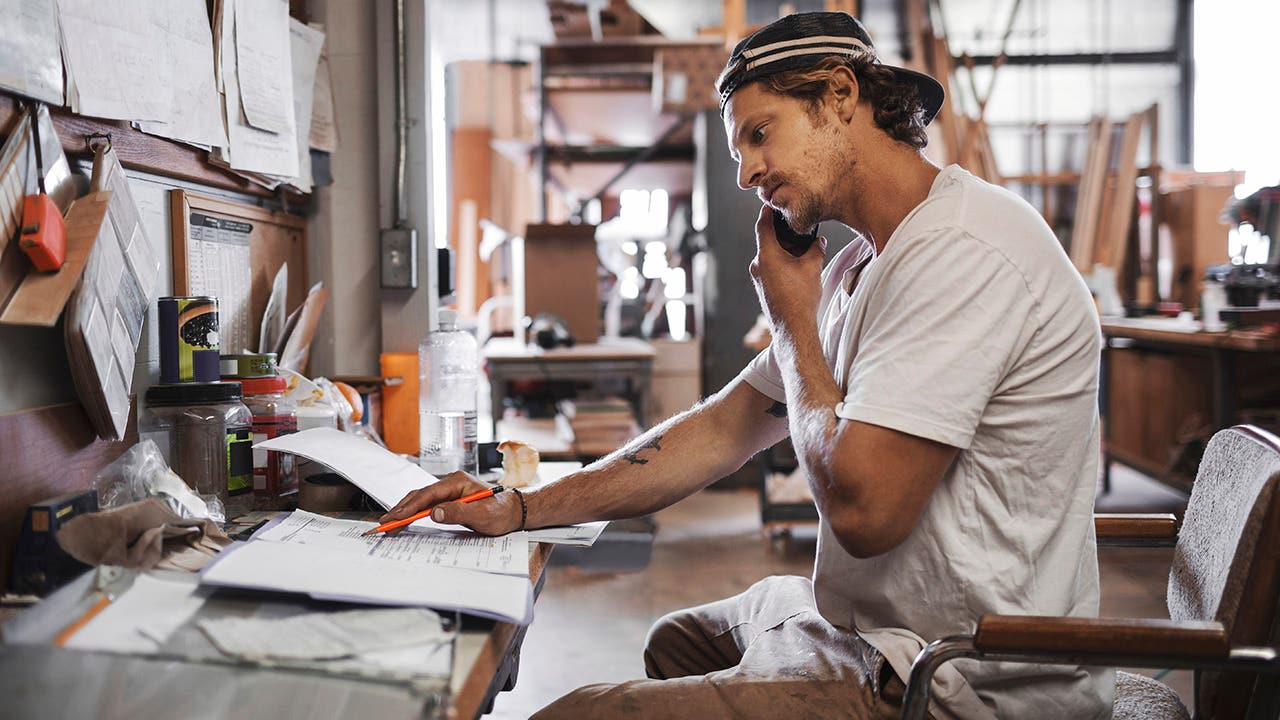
[751,205,825,333]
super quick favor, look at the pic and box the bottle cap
[240,375,288,395]
[438,308,458,327]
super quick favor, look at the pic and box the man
[383,11,1110,719]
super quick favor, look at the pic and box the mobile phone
[771,210,819,257]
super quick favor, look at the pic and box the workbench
[1101,319,1280,492]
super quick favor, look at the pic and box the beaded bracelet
[510,488,527,531]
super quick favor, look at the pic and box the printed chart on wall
[169,190,307,357]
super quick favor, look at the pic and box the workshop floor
[485,463,1193,718]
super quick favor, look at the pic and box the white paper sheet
[287,20,324,192]
[0,0,63,104]
[308,43,338,152]
[56,0,172,120]
[198,607,448,661]
[234,0,293,134]
[526,521,609,547]
[67,574,208,653]
[200,540,534,625]
[136,0,228,148]
[258,262,288,353]
[219,0,299,178]
[254,428,438,509]
[256,510,529,577]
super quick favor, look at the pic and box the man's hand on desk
[380,471,524,536]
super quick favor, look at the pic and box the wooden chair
[901,425,1280,720]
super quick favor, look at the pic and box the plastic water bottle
[419,308,479,476]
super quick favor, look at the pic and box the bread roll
[497,440,539,488]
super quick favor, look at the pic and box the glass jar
[240,375,299,504]
[143,382,253,518]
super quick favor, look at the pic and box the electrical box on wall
[380,227,417,289]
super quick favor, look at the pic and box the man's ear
[827,65,860,124]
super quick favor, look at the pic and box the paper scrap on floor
[200,540,534,625]
[198,607,448,661]
[66,574,208,653]
[253,427,436,509]
[256,510,529,576]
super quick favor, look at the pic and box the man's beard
[779,186,823,234]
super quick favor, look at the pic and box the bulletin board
[169,189,307,355]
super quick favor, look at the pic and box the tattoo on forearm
[766,402,788,418]
[624,434,664,465]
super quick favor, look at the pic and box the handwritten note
[136,0,228,148]
[0,0,63,104]
[56,0,172,121]
[234,0,293,134]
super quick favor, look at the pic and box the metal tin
[159,296,221,384]
[220,352,278,378]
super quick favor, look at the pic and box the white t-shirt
[743,165,1112,719]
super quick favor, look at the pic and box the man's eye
[751,126,766,143]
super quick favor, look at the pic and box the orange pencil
[54,594,112,647]
[363,485,506,536]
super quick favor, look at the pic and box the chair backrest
[1167,424,1280,719]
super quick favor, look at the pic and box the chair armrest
[1095,513,1178,547]
[975,615,1227,662]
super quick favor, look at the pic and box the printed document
[255,510,529,577]
[200,540,534,625]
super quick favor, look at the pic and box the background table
[483,337,656,435]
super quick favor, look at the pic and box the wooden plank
[452,128,493,320]
[0,192,109,327]
[0,94,305,202]
[1094,111,1145,270]
[1070,116,1112,272]
[0,400,138,590]
[449,543,554,719]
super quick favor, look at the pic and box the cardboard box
[1162,183,1235,309]
[521,223,600,345]
[653,45,729,114]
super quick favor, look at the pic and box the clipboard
[169,189,306,355]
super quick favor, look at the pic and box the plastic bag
[313,375,388,449]
[95,439,223,522]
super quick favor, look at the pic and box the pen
[363,485,506,536]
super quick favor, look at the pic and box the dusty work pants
[531,575,905,720]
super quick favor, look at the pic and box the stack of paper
[255,428,612,544]
[201,510,535,625]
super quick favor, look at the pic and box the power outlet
[380,227,418,289]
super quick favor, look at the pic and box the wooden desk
[451,541,553,719]
[0,541,554,720]
[1101,320,1280,491]
[483,337,656,434]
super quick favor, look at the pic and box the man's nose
[737,155,763,190]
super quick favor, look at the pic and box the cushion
[1111,671,1189,720]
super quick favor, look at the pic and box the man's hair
[758,54,929,149]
